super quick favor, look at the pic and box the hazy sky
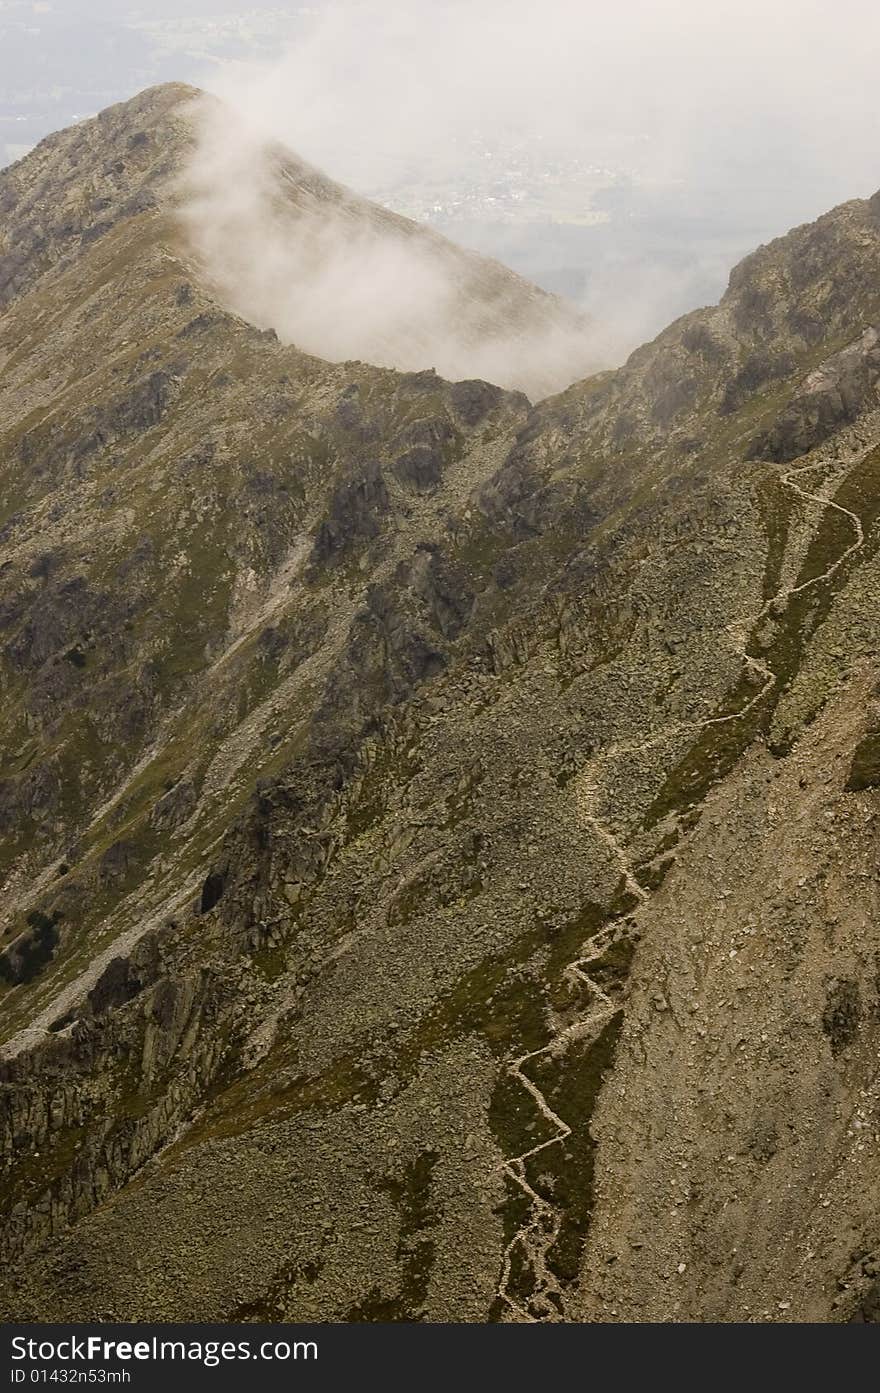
[5,0,879,215]
[200,0,880,219]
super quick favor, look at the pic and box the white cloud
[197,0,880,203]
[178,0,880,390]
[177,93,603,396]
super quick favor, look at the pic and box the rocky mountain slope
[1,84,879,1324]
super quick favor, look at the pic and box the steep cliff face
[1,86,879,1324]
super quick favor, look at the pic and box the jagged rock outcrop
[750,326,880,461]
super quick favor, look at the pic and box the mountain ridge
[1,86,880,1323]
[0,82,597,397]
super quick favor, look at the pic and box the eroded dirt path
[494,453,867,1321]
[495,920,639,1320]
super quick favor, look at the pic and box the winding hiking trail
[494,452,867,1322]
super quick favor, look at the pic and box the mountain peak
[1,84,600,396]
[96,81,203,119]
[0,83,198,311]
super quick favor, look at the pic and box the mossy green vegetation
[846,732,880,791]
[347,1150,440,1320]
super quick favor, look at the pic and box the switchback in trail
[494,452,867,1321]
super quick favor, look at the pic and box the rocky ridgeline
[0,86,879,1323]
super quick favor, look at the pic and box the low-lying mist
[178,0,880,397]
[178,97,604,400]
